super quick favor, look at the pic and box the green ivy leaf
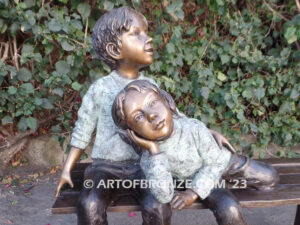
[18,117,28,131]
[254,88,265,100]
[77,3,91,21]
[52,88,64,97]
[220,54,230,64]
[201,87,210,99]
[72,81,82,91]
[8,86,17,95]
[41,98,54,109]
[166,43,175,53]
[20,83,34,94]
[284,27,297,44]
[2,115,13,125]
[217,71,227,81]
[55,61,70,74]
[51,124,62,133]
[166,1,184,21]
[48,19,61,32]
[17,68,32,81]
[61,40,74,51]
[26,117,37,130]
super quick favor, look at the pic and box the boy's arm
[190,122,231,200]
[56,82,100,197]
[55,147,83,197]
[209,129,235,153]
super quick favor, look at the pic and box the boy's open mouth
[145,47,153,53]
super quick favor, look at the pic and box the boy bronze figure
[55,6,234,225]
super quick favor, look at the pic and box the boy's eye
[133,29,140,35]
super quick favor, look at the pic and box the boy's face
[118,12,153,66]
[123,89,173,141]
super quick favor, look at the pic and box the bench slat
[52,184,300,214]
[70,158,300,173]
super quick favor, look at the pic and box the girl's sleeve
[140,151,174,203]
[190,121,231,199]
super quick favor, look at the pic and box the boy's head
[112,80,178,141]
[92,6,153,70]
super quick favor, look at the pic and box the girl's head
[112,80,178,141]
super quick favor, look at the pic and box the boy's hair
[111,80,178,154]
[92,6,147,69]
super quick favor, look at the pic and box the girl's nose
[148,113,157,122]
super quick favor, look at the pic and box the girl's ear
[159,89,177,115]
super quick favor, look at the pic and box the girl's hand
[171,189,199,210]
[127,129,160,155]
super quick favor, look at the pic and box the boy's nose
[145,37,153,44]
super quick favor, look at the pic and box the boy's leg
[204,188,247,225]
[223,154,279,190]
[77,161,116,225]
[77,187,111,225]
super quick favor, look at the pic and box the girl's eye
[150,100,157,107]
[135,114,143,122]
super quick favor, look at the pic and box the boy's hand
[209,129,235,153]
[171,189,198,210]
[55,170,74,197]
[127,129,160,155]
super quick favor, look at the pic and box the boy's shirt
[70,71,156,161]
[140,116,232,203]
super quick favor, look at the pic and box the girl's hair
[111,80,178,154]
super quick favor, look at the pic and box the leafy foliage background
[0,0,299,159]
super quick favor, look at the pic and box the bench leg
[294,205,300,225]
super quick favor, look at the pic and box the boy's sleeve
[140,152,174,203]
[70,82,99,150]
[190,121,231,200]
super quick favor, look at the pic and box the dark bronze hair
[92,6,147,69]
[111,80,178,154]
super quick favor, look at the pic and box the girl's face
[123,89,173,141]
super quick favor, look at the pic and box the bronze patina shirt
[70,71,156,161]
[140,116,232,202]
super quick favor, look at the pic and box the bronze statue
[55,6,236,225]
[112,80,279,225]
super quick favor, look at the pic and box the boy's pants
[203,154,279,225]
[77,159,171,225]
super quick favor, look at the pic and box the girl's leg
[204,188,247,225]
[223,154,279,190]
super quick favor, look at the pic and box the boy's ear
[106,42,122,60]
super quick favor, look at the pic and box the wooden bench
[52,158,300,224]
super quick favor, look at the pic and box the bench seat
[52,158,300,224]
